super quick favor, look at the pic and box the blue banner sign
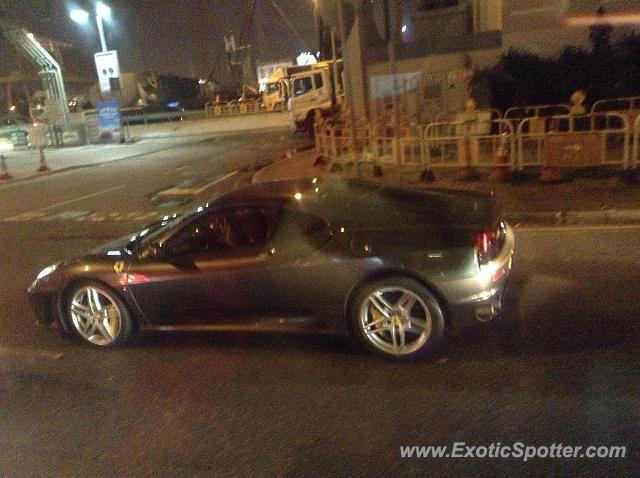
[97,100,121,143]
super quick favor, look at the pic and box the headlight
[36,264,58,280]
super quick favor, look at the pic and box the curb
[506,209,640,226]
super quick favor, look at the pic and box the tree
[589,7,613,56]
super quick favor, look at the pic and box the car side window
[165,206,272,256]
[270,208,332,252]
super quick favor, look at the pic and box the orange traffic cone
[0,154,11,180]
[539,165,564,182]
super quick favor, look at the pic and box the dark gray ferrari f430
[29,179,514,360]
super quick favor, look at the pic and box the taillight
[475,229,498,260]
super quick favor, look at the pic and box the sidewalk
[0,114,290,183]
[252,149,640,225]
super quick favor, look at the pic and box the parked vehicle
[0,118,30,147]
[28,178,514,360]
[261,64,324,112]
[286,60,344,135]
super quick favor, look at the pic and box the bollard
[36,147,49,172]
[0,154,12,180]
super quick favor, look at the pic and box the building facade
[319,0,639,122]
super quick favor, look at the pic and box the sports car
[28,178,514,360]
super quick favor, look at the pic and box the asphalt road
[0,132,638,477]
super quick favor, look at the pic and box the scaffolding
[0,16,69,126]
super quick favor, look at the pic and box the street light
[69,9,89,24]
[70,2,111,52]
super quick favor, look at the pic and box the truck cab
[262,67,292,112]
[288,66,336,134]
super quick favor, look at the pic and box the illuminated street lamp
[70,2,112,52]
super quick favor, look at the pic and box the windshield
[265,82,280,94]
[124,213,184,253]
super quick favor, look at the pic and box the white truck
[287,60,343,135]
[261,67,292,112]
[261,64,327,113]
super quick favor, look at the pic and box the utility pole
[386,0,403,166]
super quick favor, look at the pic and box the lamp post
[70,2,111,52]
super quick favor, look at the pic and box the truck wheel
[305,114,315,138]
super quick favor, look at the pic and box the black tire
[63,281,137,347]
[306,112,317,139]
[349,277,446,360]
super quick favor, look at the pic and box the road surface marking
[40,184,126,211]
[0,209,162,223]
[154,171,238,197]
[0,185,126,221]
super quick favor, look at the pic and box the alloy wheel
[69,285,122,346]
[359,286,432,355]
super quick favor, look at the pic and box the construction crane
[208,0,314,94]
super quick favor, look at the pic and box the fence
[204,99,268,117]
[316,111,639,178]
[423,119,515,171]
[79,102,277,143]
[505,104,570,122]
[591,96,640,115]
[517,113,629,170]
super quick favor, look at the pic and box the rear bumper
[447,224,515,327]
[448,275,509,327]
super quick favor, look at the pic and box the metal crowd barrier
[505,104,570,121]
[315,112,638,177]
[434,108,502,124]
[591,96,640,115]
[591,96,640,136]
[205,100,269,117]
[423,119,515,171]
[517,113,630,170]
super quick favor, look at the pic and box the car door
[127,205,272,326]
[265,208,353,326]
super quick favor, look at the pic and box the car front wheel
[350,277,446,360]
[64,282,137,347]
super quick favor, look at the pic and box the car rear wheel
[65,282,136,347]
[350,277,445,360]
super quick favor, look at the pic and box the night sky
[0,0,316,81]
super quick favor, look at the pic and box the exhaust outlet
[475,298,502,322]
